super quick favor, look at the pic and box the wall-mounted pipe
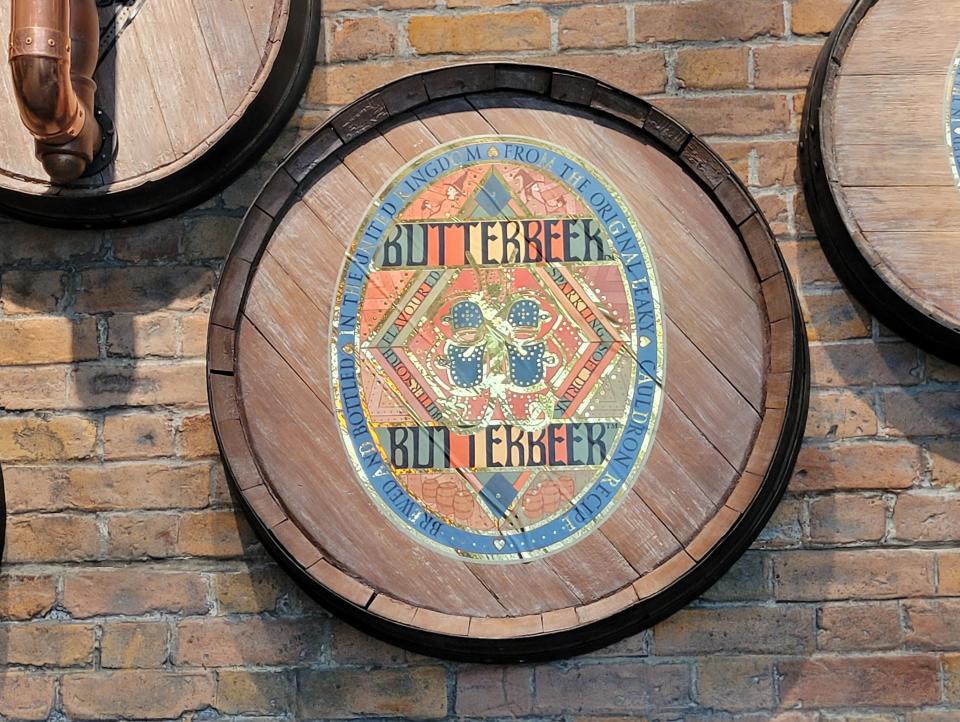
[8,0,102,183]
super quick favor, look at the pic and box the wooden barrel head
[0,0,319,228]
[801,0,960,361]
[208,64,809,661]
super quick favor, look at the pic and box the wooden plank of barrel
[207,64,809,661]
[0,0,319,227]
[800,0,960,362]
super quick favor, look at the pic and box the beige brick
[408,11,550,54]
[0,415,97,463]
[177,510,255,557]
[676,47,749,90]
[68,360,207,408]
[298,667,448,718]
[107,313,178,357]
[654,94,791,136]
[0,316,98,365]
[103,413,175,459]
[74,267,214,313]
[216,670,294,714]
[543,52,667,95]
[63,671,215,720]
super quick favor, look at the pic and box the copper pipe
[8,0,102,183]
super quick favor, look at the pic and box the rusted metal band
[8,26,70,60]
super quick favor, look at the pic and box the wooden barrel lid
[208,64,809,661]
[801,0,960,361]
[0,0,319,228]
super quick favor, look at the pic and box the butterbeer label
[331,137,664,562]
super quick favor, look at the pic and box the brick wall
[0,0,956,719]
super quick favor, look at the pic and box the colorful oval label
[331,136,664,562]
[950,55,960,184]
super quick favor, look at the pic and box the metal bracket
[80,105,118,178]
[97,0,146,67]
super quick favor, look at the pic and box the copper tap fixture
[8,0,104,183]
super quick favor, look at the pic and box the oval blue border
[331,138,663,561]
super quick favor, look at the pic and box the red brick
[533,663,691,712]
[943,654,960,702]
[653,606,813,655]
[0,673,56,720]
[805,390,878,439]
[329,620,427,666]
[1,269,66,313]
[322,0,433,10]
[409,11,550,54]
[903,599,960,649]
[0,316,98,365]
[105,513,179,559]
[755,496,803,548]
[63,569,209,617]
[0,224,100,264]
[929,439,960,488]
[298,667,448,718]
[774,550,935,601]
[457,666,532,716]
[802,291,871,341]
[791,442,920,492]
[177,510,255,557]
[328,17,400,62]
[675,47,749,90]
[807,493,887,544]
[701,551,769,601]
[212,566,289,614]
[182,216,242,259]
[654,94,791,136]
[5,514,100,562]
[559,6,628,49]
[817,603,902,652]
[753,43,822,89]
[180,313,210,357]
[894,493,960,543]
[108,219,181,262]
[711,140,751,183]
[0,574,57,620]
[176,617,323,666]
[63,671,215,720]
[755,192,790,236]
[696,656,774,711]
[217,670,293,715]
[0,415,97,463]
[780,656,939,708]
[809,341,921,388]
[634,0,784,41]
[58,462,210,511]
[543,52,667,95]
[755,140,800,186]
[882,390,960,437]
[792,0,849,35]
[779,240,839,287]
[177,413,219,458]
[103,413,175,459]
[0,622,96,666]
[101,620,170,668]
[73,267,214,313]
